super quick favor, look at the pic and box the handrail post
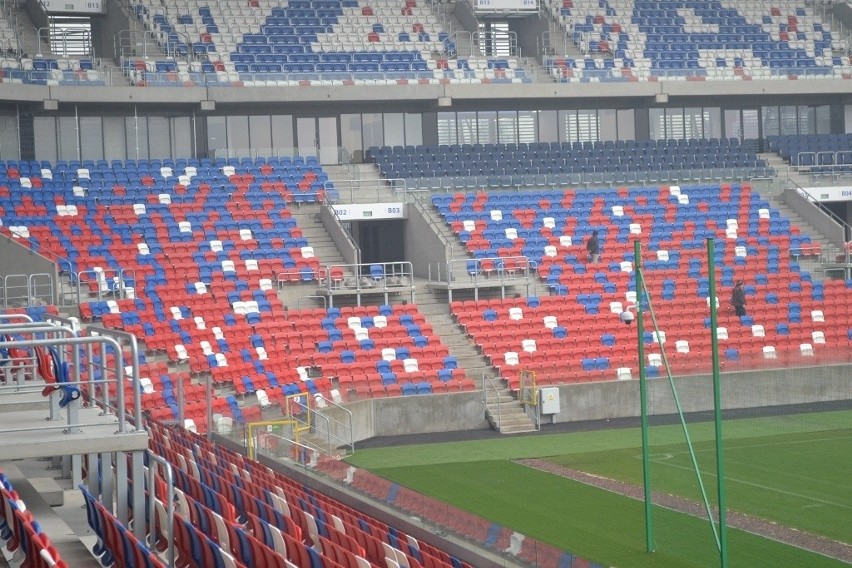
[146,450,175,567]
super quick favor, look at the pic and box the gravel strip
[518,458,852,564]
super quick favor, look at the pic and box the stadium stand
[0,158,475,432]
[123,0,530,86]
[433,181,852,387]
[545,0,852,82]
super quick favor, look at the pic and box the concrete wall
[548,365,852,424]
[783,186,847,249]
[339,365,852,441]
[404,201,450,280]
[320,202,360,265]
[325,392,488,442]
[0,234,58,307]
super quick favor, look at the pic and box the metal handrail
[145,450,175,568]
[291,397,353,457]
[48,313,144,431]
[317,261,415,294]
[313,394,354,455]
[0,330,132,433]
[483,372,502,433]
[319,192,361,265]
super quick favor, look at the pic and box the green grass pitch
[346,411,852,567]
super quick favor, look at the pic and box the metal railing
[65,267,136,308]
[48,313,145,431]
[2,273,55,309]
[36,27,93,57]
[482,372,503,433]
[0,327,138,437]
[316,261,415,294]
[145,450,175,568]
[293,394,354,457]
[400,167,774,191]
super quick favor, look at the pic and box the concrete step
[1,463,103,568]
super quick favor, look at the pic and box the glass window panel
[779,105,798,135]
[517,111,536,144]
[226,115,249,155]
[58,116,78,161]
[599,109,616,141]
[703,107,721,139]
[148,117,170,159]
[649,108,665,140]
[742,109,759,139]
[497,111,517,144]
[799,106,815,135]
[684,107,702,139]
[383,113,405,147]
[248,115,272,155]
[558,110,574,142]
[538,110,558,143]
[576,110,598,141]
[477,111,497,144]
[814,105,830,134]
[206,116,226,160]
[78,116,103,161]
[33,117,56,164]
[724,109,740,140]
[437,112,457,145]
[102,116,125,162]
[664,108,684,139]
[362,113,383,149]
[404,113,422,146]
[845,105,852,133]
[761,106,780,137]
[340,114,362,161]
[0,113,19,161]
[171,117,193,159]
[271,115,293,155]
[616,108,635,140]
[457,111,477,145]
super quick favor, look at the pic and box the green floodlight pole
[707,238,729,568]
[635,240,655,553]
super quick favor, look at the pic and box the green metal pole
[707,237,729,568]
[636,240,655,553]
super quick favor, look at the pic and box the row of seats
[142,420,478,567]
[1,469,70,568]
[369,139,769,181]
[767,133,852,167]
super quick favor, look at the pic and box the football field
[346,410,852,567]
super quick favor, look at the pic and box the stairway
[271,202,352,309]
[756,153,847,277]
[483,375,537,434]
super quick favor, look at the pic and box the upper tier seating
[126,0,530,86]
[368,139,771,188]
[437,182,852,385]
[767,133,852,168]
[545,0,852,82]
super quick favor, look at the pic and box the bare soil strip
[518,458,852,564]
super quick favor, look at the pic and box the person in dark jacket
[587,230,600,263]
[732,279,746,316]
